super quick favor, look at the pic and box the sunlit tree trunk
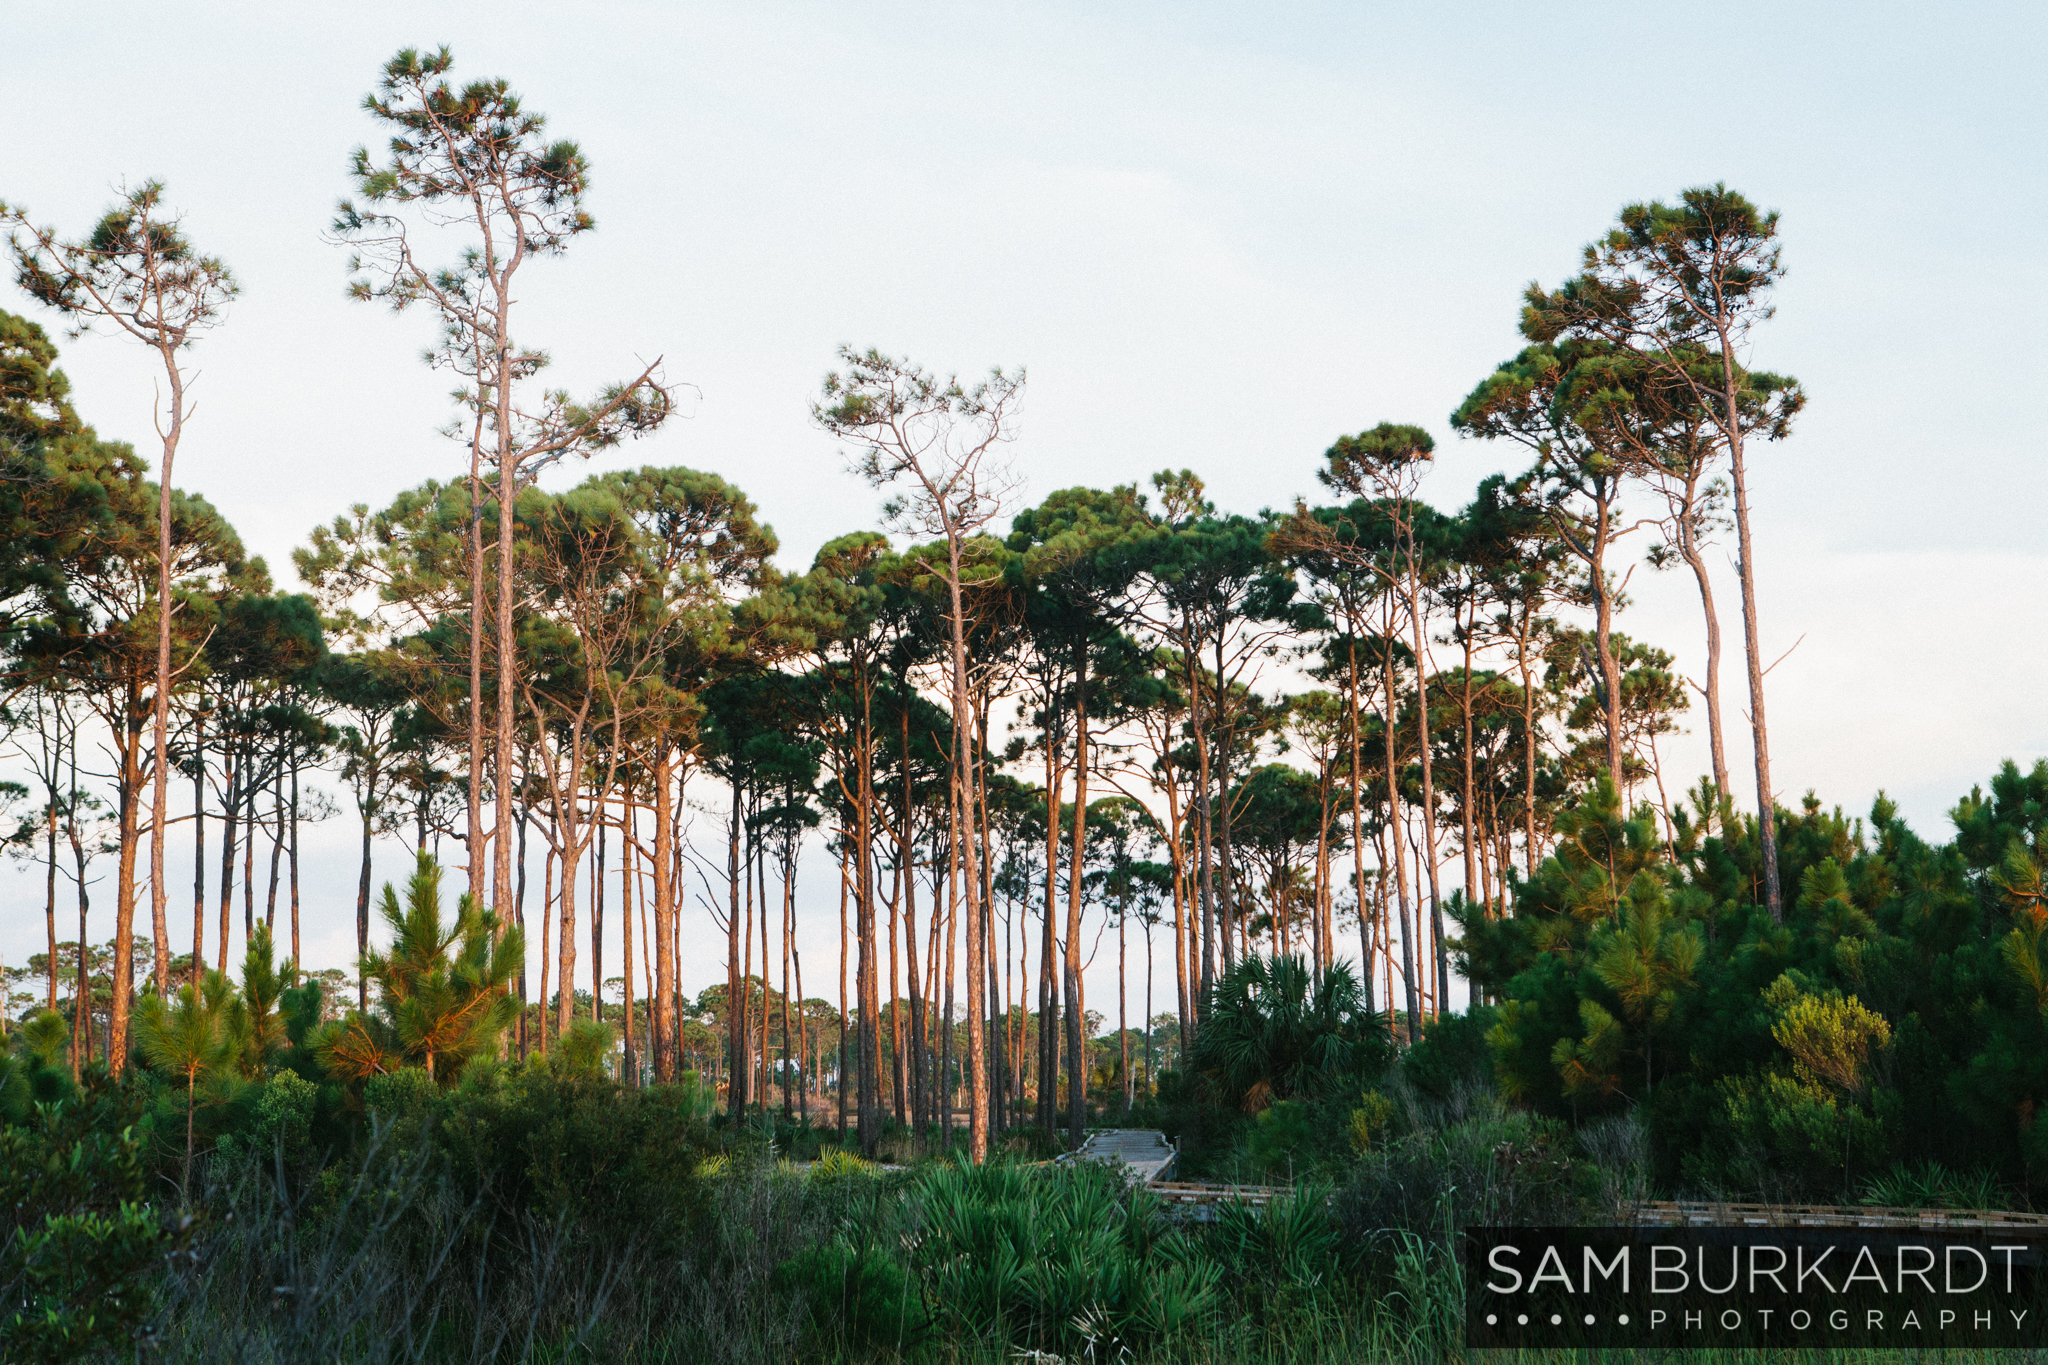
[109,678,145,1073]
[1039,726,1063,1135]
[623,813,638,1086]
[1380,628,1420,1043]
[837,844,850,1139]
[537,845,555,1056]
[1404,519,1448,1020]
[592,818,606,1027]
[1063,653,1088,1149]
[1347,638,1375,1016]
[652,751,677,1081]
[190,710,205,992]
[217,744,238,975]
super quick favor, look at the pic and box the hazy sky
[3,1,2043,1007]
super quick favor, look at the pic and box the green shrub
[773,1236,925,1351]
[1402,1006,1497,1102]
[1245,1099,1318,1179]
[1335,1090,1584,1240]
[363,1065,439,1120]
[0,1073,189,1363]
[215,1067,318,1172]
[1347,1090,1398,1155]
[0,1011,74,1121]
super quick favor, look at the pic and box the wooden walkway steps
[1068,1129,1179,1183]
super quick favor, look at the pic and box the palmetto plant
[1191,954,1389,1113]
[911,1157,1219,1355]
[317,854,523,1085]
[1861,1160,2008,1212]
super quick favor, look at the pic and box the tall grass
[125,1077,2048,1364]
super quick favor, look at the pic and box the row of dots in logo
[1486,1313,1631,1326]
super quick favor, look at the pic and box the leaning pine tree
[1523,185,1801,919]
[333,46,674,950]
[3,184,237,1063]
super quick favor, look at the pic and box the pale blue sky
[2,1,2042,1000]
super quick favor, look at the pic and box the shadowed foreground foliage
[19,759,2048,1360]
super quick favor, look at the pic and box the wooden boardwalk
[1632,1200,2048,1236]
[1151,1180,1292,1208]
[1063,1134,2048,1234]
[1069,1129,1179,1183]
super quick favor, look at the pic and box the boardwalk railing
[1630,1201,2048,1236]
[1060,1130,2048,1233]
[1143,1182,2048,1233]
[1148,1180,1292,1209]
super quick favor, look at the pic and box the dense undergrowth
[5,1047,2026,1364]
[14,1070,2045,1365]
[15,762,2048,1360]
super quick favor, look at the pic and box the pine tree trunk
[218,749,237,975]
[856,697,883,1155]
[791,874,807,1119]
[147,363,183,999]
[288,757,301,976]
[1118,899,1129,1117]
[109,682,144,1075]
[1460,606,1479,916]
[1162,775,1193,1058]
[943,536,988,1164]
[593,818,606,1027]
[975,701,1005,1135]
[838,846,849,1139]
[190,713,204,992]
[493,428,517,926]
[265,764,284,931]
[652,750,677,1082]
[939,833,957,1146]
[1517,607,1542,877]
[555,785,582,1043]
[1719,342,1782,919]
[1184,642,1217,1009]
[1588,491,1626,798]
[1212,637,1237,974]
[1039,729,1062,1136]
[240,766,256,939]
[1677,503,1732,804]
[728,773,745,1119]
[780,825,794,1118]
[1406,537,1448,1021]
[888,825,906,1125]
[904,820,927,1136]
[70,751,92,1079]
[1064,656,1088,1151]
[516,806,529,1059]
[1348,637,1375,1016]
[467,448,487,904]
[623,816,638,1086]
[1381,630,1420,1043]
[46,781,59,1009]
[537,847,554,1055]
